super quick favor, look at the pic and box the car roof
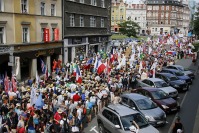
[107,104,138,116]
[162,68,179,72]
[122,93,147,101]
[158,73,176,77]
[146,78,163,82]
[169,65,183,68]
[142,87,161,92]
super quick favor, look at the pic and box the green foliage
[193,4,199,36]
[118,21,141,38]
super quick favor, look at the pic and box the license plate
[183,87,187,90]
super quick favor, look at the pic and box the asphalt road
[83,58,199,133]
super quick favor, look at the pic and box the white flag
[15,57,20,76]
[36,70,40,85]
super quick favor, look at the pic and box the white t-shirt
[77,108,83,120]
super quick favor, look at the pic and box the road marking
[193,105,199,133]
[167,90,188,133]
[90,126,99,133]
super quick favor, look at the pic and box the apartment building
[0,0,62,80]
[146,0,190,35]
[126,3,147,34]
[63,0,111,63]
[111,0,127,32]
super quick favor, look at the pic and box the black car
[161,68,192,85]
[156,73,189,92]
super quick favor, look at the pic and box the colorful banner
[54,28,59,41]
[44,28,50,42]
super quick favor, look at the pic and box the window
[51,4,55,16]
[122,97,128,104]
[161,6,164,10]
[101,18,104,27]
[0,27,5,44]
[135,17,137,20]
[41,2,45,15]
[101,0,105,8]
[21,0,28,13]
[0,0,3,11]
[70,14,75,27]
[80,15,84,27]
[91,0,96,6]
[80,0,84,3]
[22,27,29,43]
[90,16,96,27]
[41,28,45,41]
[52,28,55,41]
[166,6,169,10]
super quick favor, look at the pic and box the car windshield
[154,81,169,88]
[177,66,184,71]
[170,76,178,81]
[151,90,170,100]
[175,71,184,76]
[135,98,157,110]
[121,113,149,131]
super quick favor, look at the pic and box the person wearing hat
[54,108,63,132]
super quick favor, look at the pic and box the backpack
[83,107,87,115]
[44,123,53,133]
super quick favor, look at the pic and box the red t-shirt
[73,94,81,101]
[54,112,62,124]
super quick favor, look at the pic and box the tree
[193,4,199,37]
[118,21,141,38]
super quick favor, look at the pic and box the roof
[147,78,163,82]
[163,68,179,72]
[142,87,161,92]
[158,73,176,77]
[122,93,147,101]
[169,65,183,68]
[107,104,138,116]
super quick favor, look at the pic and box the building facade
[111,0,126,32]
[63,0,111,64]
[0,0,62,81]
[126,3,147,34]
[146,0,190,35]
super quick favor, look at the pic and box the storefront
[3,42,64,81]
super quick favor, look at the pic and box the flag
[35,93,44,109]
[45,65,50,79]
[36,70,40,85]
[73,64,78,76]
[76,65,82,83]
[40,58,46,74]
[139,61,143,74]
[15,57,20,76]
[12,75,17,92]
[97,60,106,75]
[94,56,99,71]
[30,87,37,105]
[4,72,9,93]
[84,58,93,69]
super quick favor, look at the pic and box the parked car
[97,104,159,133]
[161,68,192,85]
[165,65,195,79]
[133,87,180,113]
[141,78,178,99]
[156,73,189,92]
[121,93,166,127]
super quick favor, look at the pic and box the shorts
[86,109,91,115]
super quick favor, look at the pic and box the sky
[126,0,199,4]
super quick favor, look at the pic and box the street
[83,58,199,133]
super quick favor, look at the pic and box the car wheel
[98,123,105,133]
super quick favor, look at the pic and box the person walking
[171,116,184,133]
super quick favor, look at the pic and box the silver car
[121,93,166,127]
[97,104,159,133]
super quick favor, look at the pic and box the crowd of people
[0,32,195,133]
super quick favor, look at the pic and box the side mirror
[115,125,120,129]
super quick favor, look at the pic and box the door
[68,47,72,63]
